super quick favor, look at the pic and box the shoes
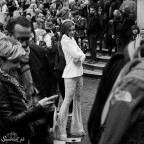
[71,130,86,137]
[53,131,67,141]
[68,113,72,117]
[59,134,67,141]
[89,60,98,64]
[97,53,102,56]
[86,59,93,63]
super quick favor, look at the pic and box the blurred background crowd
[0,0,139,63]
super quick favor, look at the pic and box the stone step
[86,52,111,62]
[83,69,102,79]
[83,52,111,78]
[97,55,110,62]
[83,61,106,71]
[97,47,116,52]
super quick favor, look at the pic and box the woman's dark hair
[6,16,31,35]
[59,21,74,41]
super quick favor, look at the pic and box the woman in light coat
[54,19,86,140]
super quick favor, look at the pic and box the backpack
[101,59,144,125]
[54,41,66,72]
[93,58,144,144]
[101,39,144,125]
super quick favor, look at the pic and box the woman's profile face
[2,58,21,72]
[68,25,75,38]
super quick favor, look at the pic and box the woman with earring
[0,36,57,144]
[54,20,86,141]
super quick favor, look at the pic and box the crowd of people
[0,0,139,60]
[0,0,144,144]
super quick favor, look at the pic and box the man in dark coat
[116,6,135,52]
[29,43,53,99]
[6,16,54,144]
[87,5,99,63]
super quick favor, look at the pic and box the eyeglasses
[13,35,30,51]
[16,37,31,43]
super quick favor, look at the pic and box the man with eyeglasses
[6,16,54,144]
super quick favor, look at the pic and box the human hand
[112,35,115,39]
[38,95,58,113]
[73,59,81,64]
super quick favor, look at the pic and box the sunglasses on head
[0,56,20,64]
[11,58,21,64]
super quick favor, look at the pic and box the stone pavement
[54,76,100,144]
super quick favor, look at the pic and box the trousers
[58,76,84,135]
[88,35,97,60]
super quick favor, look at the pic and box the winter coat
[87,14,99,36]
[29,43,53,98]
[104,20,116,46]
[0,73,45,143]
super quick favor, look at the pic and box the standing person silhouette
[54,20,86,141]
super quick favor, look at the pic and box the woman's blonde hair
[0,36,26,60]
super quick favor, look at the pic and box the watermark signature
[1,132,30,143]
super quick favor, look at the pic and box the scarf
[20,64,35,107]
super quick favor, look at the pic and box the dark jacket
[88,52,126,144]
[87,14,99,35]
[0,74,45,142]
[104,20,115,45]
[29,44,53,99]
[116,13,135,41]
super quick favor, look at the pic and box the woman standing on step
[54,19,86,140]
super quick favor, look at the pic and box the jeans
[88,35,97,60]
